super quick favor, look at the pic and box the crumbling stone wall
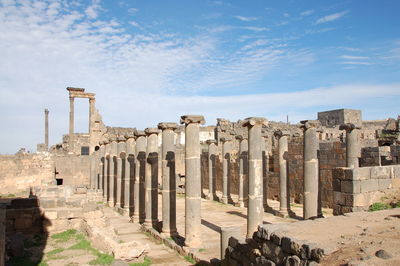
[53,155,90,186]
[0,153,55,195]
[332,165,400,214]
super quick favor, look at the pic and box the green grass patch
[96,201,104,204]
[199,248,206,252]
[51,229,77,242]
[0,193,16,198]
[184,255,196,264]
[369,202,392,211]
[69,240,93,251]
[129,256,152,266]
[47,248,65,256]
[75,233,86,241]
[89,252,114,265]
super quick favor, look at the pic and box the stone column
[98,142,105,192]
[158,122,178,236]
[108,136,118,207]
[89,98,95,134]
[220,226,242,260]
[124,133,136,216]
[206,139,217,200]
[275,130,290,215]
[103,140,110,201]
[69,96,74,152]
[115,136,126,209]
[144,128,159,228]
[44,108,49,150]
[221,137,232,204]
[236,135,248,208]
[339,123,361,168]
[180,115,205,247]
[133,130,147,223]
[301,120,321,220]
[243,117,268,238]
[90,151,97,189]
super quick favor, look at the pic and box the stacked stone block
[332,165,400,215]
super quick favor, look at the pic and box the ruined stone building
[0,87,399,265]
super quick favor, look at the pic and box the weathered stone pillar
[144,128,159,228]
[89,98,95,134]
[98,142,105,192]
[109,136,118,207]
[69,96,74,152]
[243,117,268,238]
[103,140,110,201]
[275,130,290,215]
[44,108,49,150]
[236,135,248,208]
[221,137,232,204]
[180,115,205,247]
[339,123,361,168]
[90,151,97,189]
[115,136,126,209]
[133,130,147,223]
[220,226,242,260]
[158,122,178,236]
[301,120,321,220]
[124,133,136,216]
[206,139,217,200]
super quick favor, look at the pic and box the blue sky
[0,0,399,153]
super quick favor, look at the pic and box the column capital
[124,129,136,139]
[109,136,118,143]
[235,135,246,141]
[339,123,361,131]
[220,136,232,143]
[206,139,217,145]
[300,120,322,131]
[117,135,126,142]
[44,108,49,114]
[69,96,75,101]
[180,115,205,125]
[134,130,146,137]
[242,117,268,127]
[158,122,178,131]
[145,127,159,135]
[274,129,291,138]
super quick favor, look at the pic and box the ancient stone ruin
[1,87,399,265]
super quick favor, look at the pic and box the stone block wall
[53,154,90,186]
[5,198,44,234]
[0,154,55,195]
[225,224,323,265]
[332,165,400,215]
[0,204,5,266]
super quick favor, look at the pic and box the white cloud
[341,61,372,65]
[316,11,347,24]
[85,0,102,19]
[301,10,314,16]
[242,26,268,32]
[235,15,258,22]
[340,55,369,60]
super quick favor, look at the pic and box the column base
[161,229,178,238]
[108,200,115,207]
[237,200,245,208]
[221,196,228,204]
[131,214,140,223]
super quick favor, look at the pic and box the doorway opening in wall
[56,178,63,186]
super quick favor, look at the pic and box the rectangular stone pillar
[206,139,217,200]
[180,115,205,248]
[301,120,321,220]
[144,128,159,228]
[158,122,178,237]
[243,117,268,238]
[236,135,248,208]
[44,108,49,150]
[134,131,147,223]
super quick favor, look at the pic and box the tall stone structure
[45,108,49,150]
[206,139,218,200]
[243,117,268,238]
[275,130,290,215]
[133,130,147,223]
[221,137,232,204]
[144,128,159,228]
[301,120,321,220]
[124,132,136,216]
[339,123,361,168]
[158,122,178,236]
[180,115,205,247]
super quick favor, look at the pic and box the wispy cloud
[242,26,268,32]
[301,10,314,16]
[341,61,372,65]
[340,55,369,60]
[235,15,258,22]
[316,11,348,24]
[85,0,102,19]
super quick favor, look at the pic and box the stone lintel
[206,139,217,145]
[300,120,322,131]
[274,129,291,138]
[117,136,126,142]
[134,130,146,137]
[67,87,85,92]
[180,115,205,125]
[220,137,232,142]
[339,123,361,131]
[242,117,268,127]
[144,128,159,135]
[158,122,178,130]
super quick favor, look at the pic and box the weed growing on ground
[369,202,392,211]
[199,248,206,252]
[184,255,196,264]
[129,256,152,266]
[51,229,77,242]
[47,248,65,256]
[89,252,114,265]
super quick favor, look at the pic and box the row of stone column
[90,116,361,246]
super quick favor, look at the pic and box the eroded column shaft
[278,135,289,213]
[145,129,159,227]
[133,134,146,222]
[238,138,248,208]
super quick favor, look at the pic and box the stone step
[114,227,140,235]
[150,252,189,265]
[118,233,151,243]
